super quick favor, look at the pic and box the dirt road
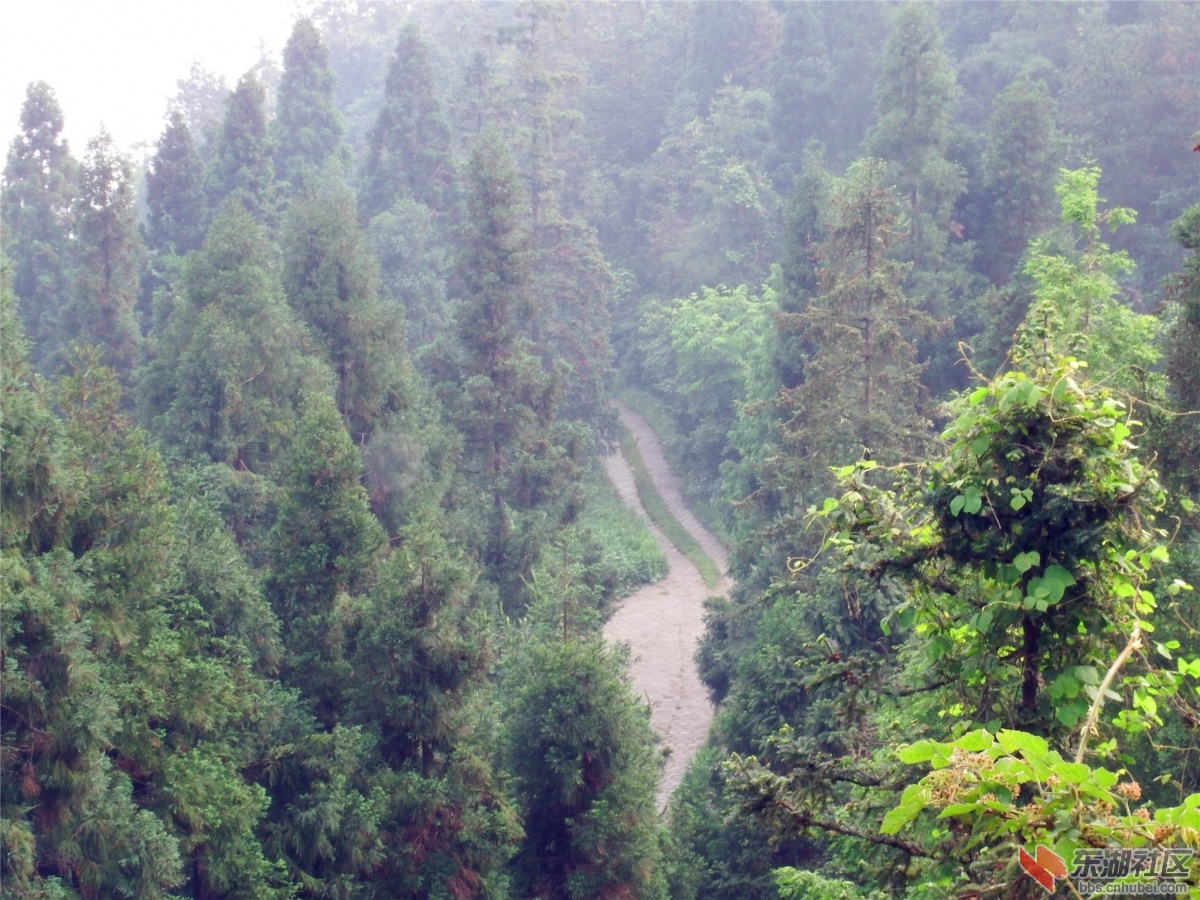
[602,402,729,807]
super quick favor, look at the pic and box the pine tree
[273,17,345,193]
[360,24,455,221]
[1,81,78,364]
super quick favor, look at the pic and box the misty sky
[2,0,314,154]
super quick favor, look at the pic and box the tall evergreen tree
[766,4,888,179]
[280,177,414,443]
[503,636,664,899]
[348,525,520,896]
[144,110,207,257]
[677,2,779,114]
[59,128,143,387]
[2,288,290,895]
[1162,203,1200,497]
[744,157,936,590]
[273,17,345,193]
[169,63,229,161]
[865,3,971,392]
[865,3,963,267]
[139,203,332,474]
[207,72,275,219]
[365,196,452,350]
[1,81,78,363]
[777,158,934,474]
[264,392,385,722]
[360,24,455,221]
[976,76,1062,284]
[432,128,583,611]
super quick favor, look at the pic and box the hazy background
[2,0,312,152]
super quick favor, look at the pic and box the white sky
[2,0,315,156]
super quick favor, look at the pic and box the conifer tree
[272,17,345,193]
[169,63,229,160]
[360,23,455,221]
[2,288,288,895]
[866,3,963,267]
[532,211,616,429]
[280,177,413,442]
[977,76,1062,284]
[365,196,452,350]
[139,203,332,474]
[348,526,521,896]
[58,128,143,387]
[265,392,385,722]
[1,81,78,363]
[1161,204,1200,496]
[207,72,275,219]
[503,636,664,899]
[865,1,970,386]
[144,110,207,257]
[773,158,935,508]
[432,128,584,611]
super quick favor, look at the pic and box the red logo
[1019,845,1068,893]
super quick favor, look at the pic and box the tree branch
[773,796,940,859]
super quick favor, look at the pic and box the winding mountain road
[601,402,729,807]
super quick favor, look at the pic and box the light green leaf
[953,730,994,753]
[996,730,1048,758]
[1013,551,1040,574]
[1054,762,1091,785]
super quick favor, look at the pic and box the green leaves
[1013,551,1040,573]
[949,488,982,516]
[1023,565,1075,612]
[880,783,930,835]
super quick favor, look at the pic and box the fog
[1,0,309,151]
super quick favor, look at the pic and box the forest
[2,1,1199,897]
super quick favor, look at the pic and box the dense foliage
[3,2,1198,897]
